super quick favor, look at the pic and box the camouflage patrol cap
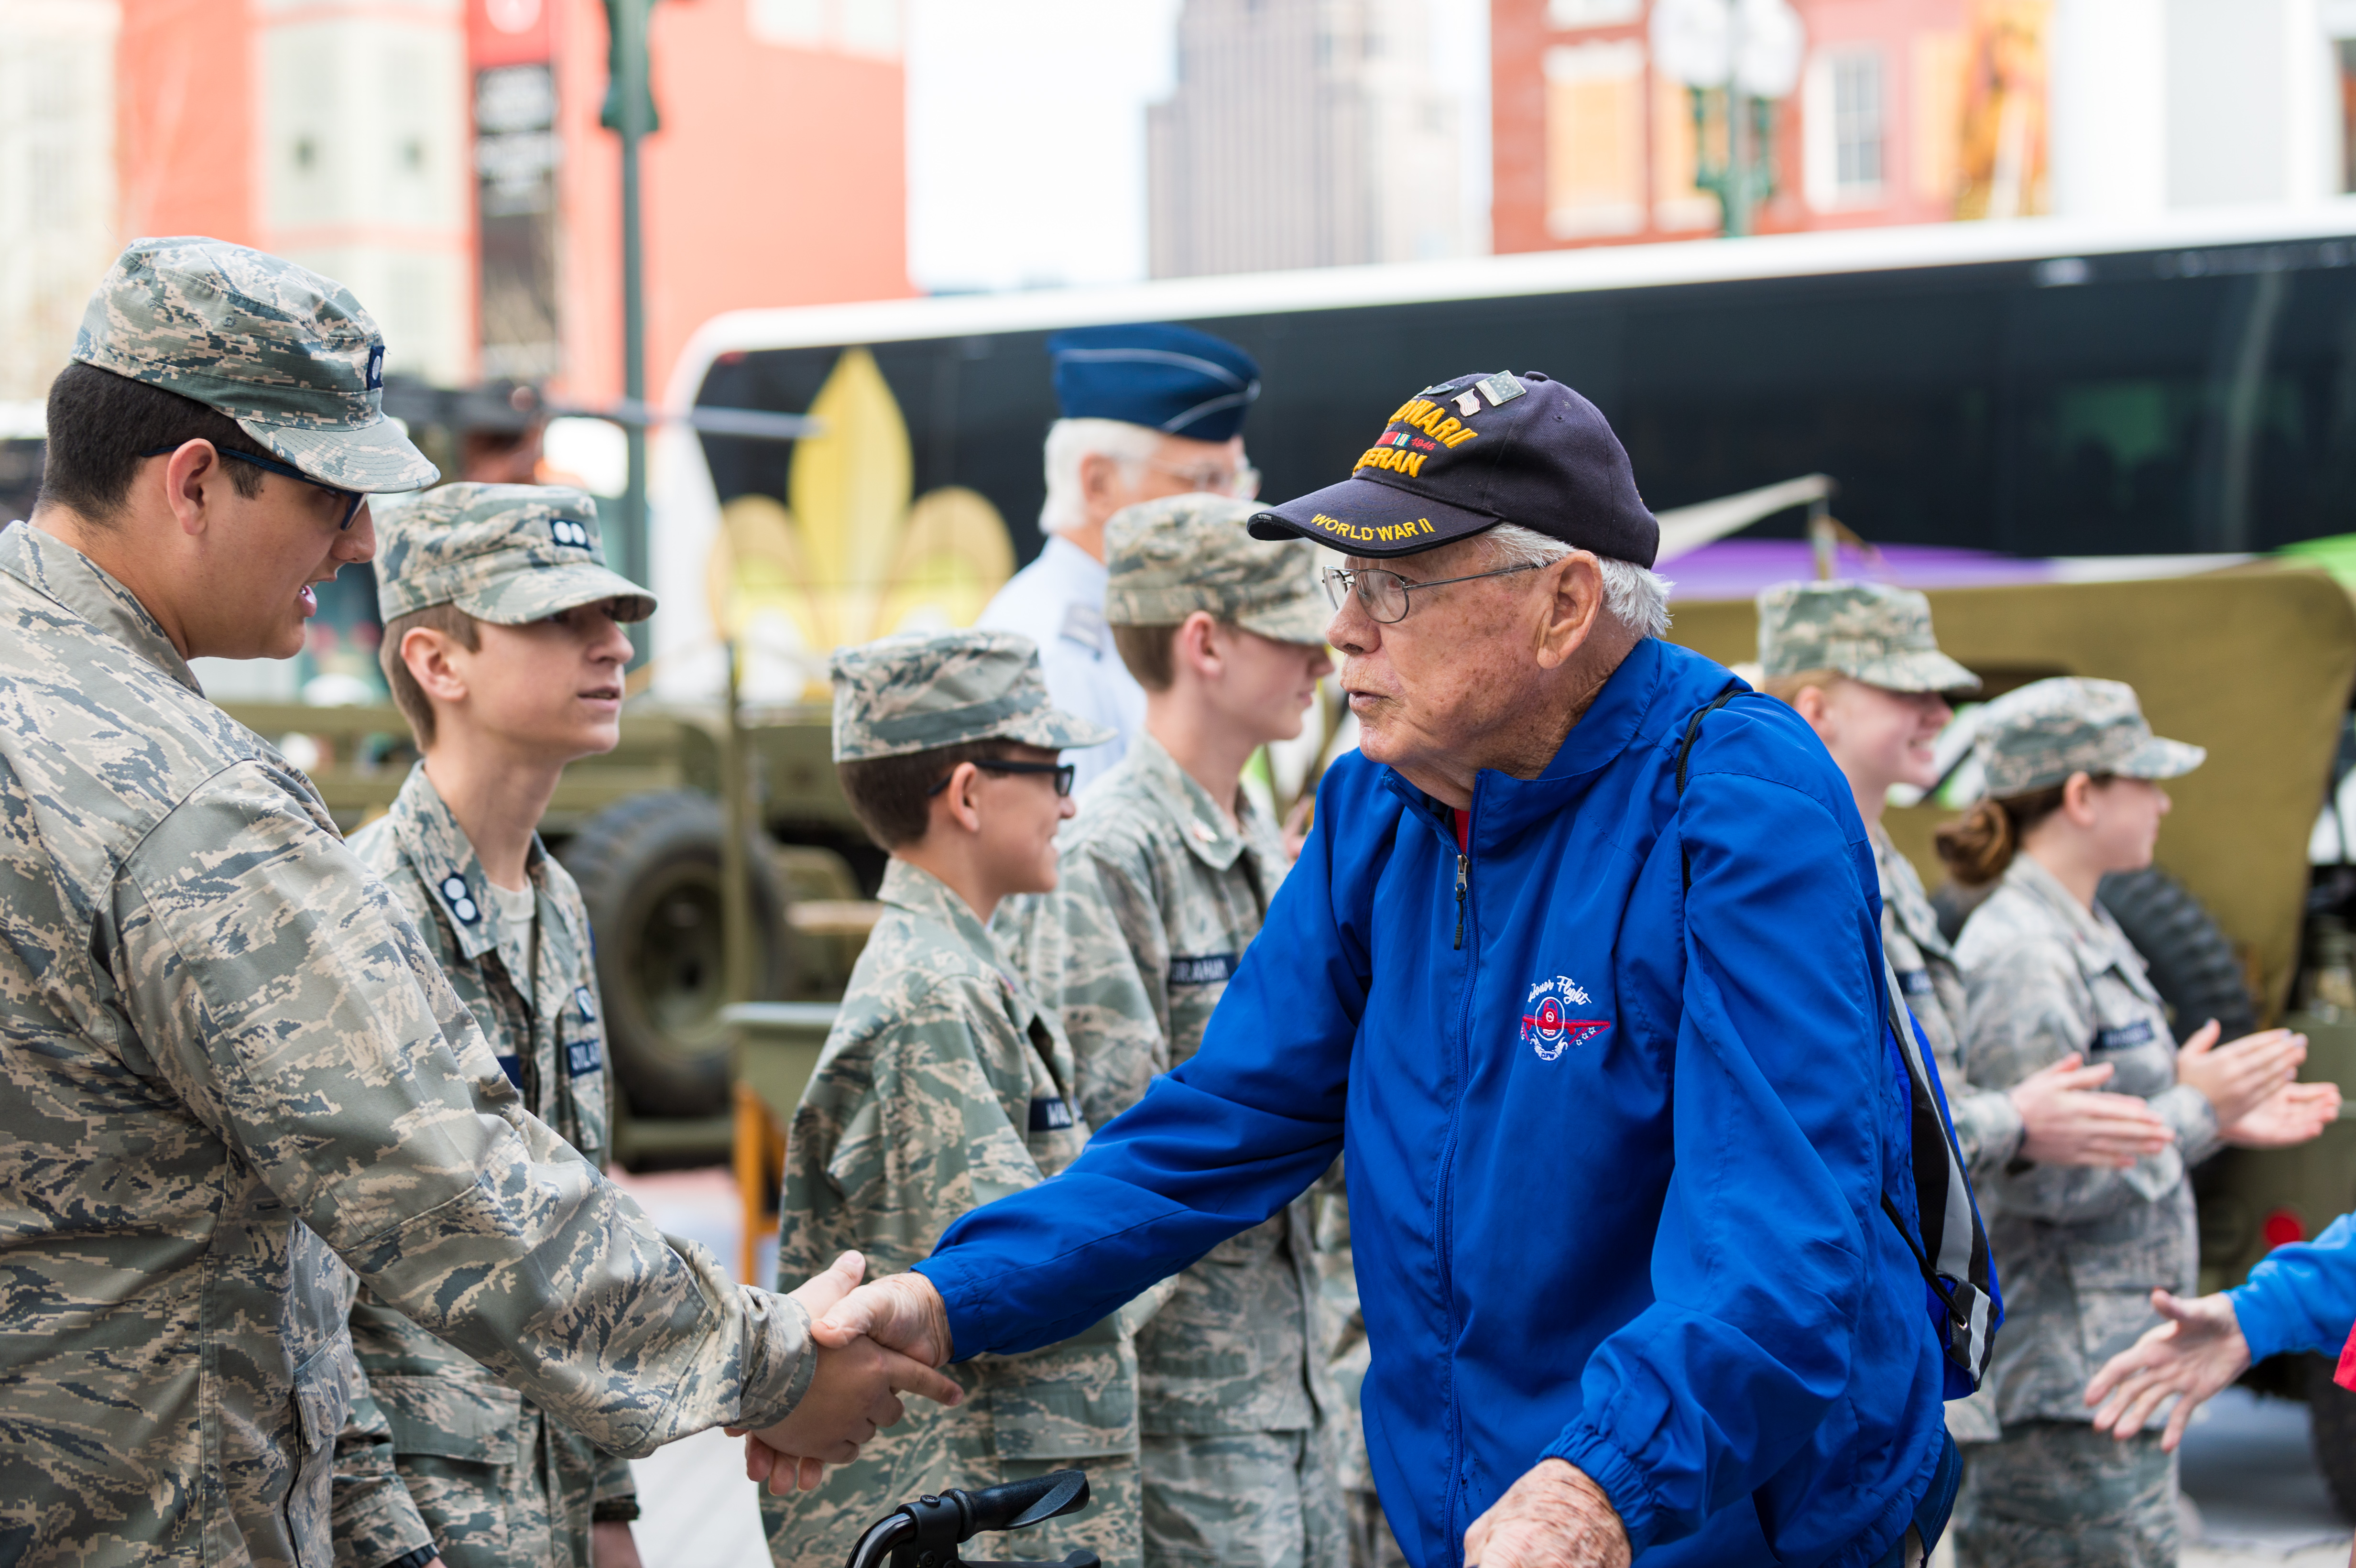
[1756,580,1980,694]
[830,629,1115,762]
[1972,676,2205,798]
[374,483,654,624]
[74,237,438,493]
[1105,494,1330,645]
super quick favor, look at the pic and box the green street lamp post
[1651,0,1804,239]
[601,0,657,645]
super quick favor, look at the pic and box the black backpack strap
[1673,688,1998,1386]
[1675,688,1739,892]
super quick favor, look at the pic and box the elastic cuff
[2226,1282,2291,1363]
[592,1498,642,1524]
[912,1255,983,1362]
[1540,1425,1662,1557]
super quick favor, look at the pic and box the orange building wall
[554,0,913,406]
[1493,0,1968,254]
[117,0,258,245]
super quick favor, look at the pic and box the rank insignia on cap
[1474,371,1526,407]
[439,874,481,926]
[366,342,385,391]
[549,516,593,549]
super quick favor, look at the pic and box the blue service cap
[1047,324,1262,443]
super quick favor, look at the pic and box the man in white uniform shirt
[979,324,1263,795]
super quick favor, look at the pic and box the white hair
[1039,417,1163,536]
[1480,523,1673,640]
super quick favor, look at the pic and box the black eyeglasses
[927,759,1076,798]
[139,444,367,530]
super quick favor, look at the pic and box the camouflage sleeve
[330,1369,435,1568]
[116,764,815,1456]
[1961,935,2192,1220]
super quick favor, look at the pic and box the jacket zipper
[1436,793,1474,1545]
[1453,853,1468,950]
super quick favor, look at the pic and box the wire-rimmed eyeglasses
[140,443,367,530]
[927,758,1077,798]
[1320,561,1542,625]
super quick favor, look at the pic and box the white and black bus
[650,204,2356,698]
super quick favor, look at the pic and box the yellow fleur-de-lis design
[707,348,1015,697]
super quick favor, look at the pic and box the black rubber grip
[962,1470,1091,1534]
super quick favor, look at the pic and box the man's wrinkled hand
[2084,1288,2250,1451]
[812,1270,955,1367]
[1463,1459,1630,1568]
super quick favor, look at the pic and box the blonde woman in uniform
[1938,677,2338,1567]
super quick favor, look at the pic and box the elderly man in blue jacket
[761,371,1970,1568]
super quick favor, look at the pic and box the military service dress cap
[1756,580,1981,694]
[1250,370,1658,565]
[75,237,439,493]
[1105,494,1330,646]
[1972,676,2205,798]
[831,629,1116,762]
[374,482,655,624]
[1048,324,1261,442]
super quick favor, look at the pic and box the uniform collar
[878,858,1037,1005]
[384,761,546,965]
[0,522,201,694]
[2001,851,2152,991]
[1041,534,1109,591]
[1123,731,1264,873]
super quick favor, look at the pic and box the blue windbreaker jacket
[916,637,1950,1567]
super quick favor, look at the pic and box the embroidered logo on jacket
[1519,974,1612,1061]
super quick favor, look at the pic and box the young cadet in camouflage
[1945,677,2334,1567]
[0,239,949,1566]
[333,482,656,1568]
[764,629,1141,1568]
[999,494,1346,1568]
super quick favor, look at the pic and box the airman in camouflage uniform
[1948,678,2214,1568]
[0,240,830,1565]
[765,631,1144,1568]
[1000,496,1345,1568]
[334,485,655,1568]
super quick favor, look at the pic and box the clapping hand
[2219,1079,2341,1148]
[2084,1288,2250,1450]
[728,1254,965,1494]
[2176,1023,2306,1126]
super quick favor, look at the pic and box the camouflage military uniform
[765,859,1142,1568]
[337,777,634,1568]
[1001,495,1344,1568]
[1946,679,2214,1568]
[335,483,661,1568]
[0,242,815,1566]
[765,630,1135,1568]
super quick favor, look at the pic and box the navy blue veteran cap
[1248,370,1658,566]
[1048,324,1262,443]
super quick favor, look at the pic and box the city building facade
[1148,0,1470,277]
[1494,0,2356,254]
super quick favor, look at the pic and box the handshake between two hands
[726,1253,1636,1568]
[728,1252,962,1496]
